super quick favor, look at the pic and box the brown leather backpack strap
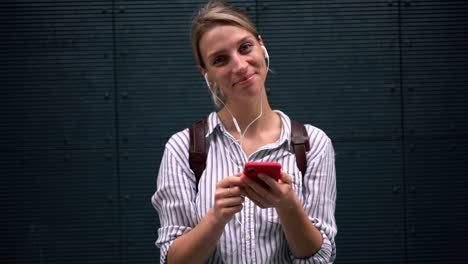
[290,120,310,177]
[189,117,208,191]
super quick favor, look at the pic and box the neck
[218,94,274,134]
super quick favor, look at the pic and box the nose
[231,53,248,74]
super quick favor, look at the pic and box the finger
[217,174,245,188]
[240,186,247,197]
[214,204,243,222]
[279,171,292,184]
[221,204,243,217]
[244,186,268,208]
[227,186,243,197]
[242,174,269,194]
[218,186,240,198]
[240,175,274,206]
[244,185,268,203]
[216,186,242,197]
[215,196,244,208]
[258,173,278,188]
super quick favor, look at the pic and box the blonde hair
[191,1,259,108]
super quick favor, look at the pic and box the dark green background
[2,1,467,263]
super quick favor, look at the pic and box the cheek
[253,56,267,71]
[218,70,233,84]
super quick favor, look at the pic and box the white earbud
[261,45,270,71]
[261,45,269,60]
[204,73,210,88]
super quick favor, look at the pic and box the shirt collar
[275,110,293,148]
[204,110,293,148]
[205,111,222,137]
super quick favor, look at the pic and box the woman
[152,1,337,263]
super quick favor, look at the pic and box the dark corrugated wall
[1,1,467,263]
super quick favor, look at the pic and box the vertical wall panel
[0,1,118,263]
[119,147,162,264]
[401,1,468,263]
[335,142,405,263]
[405,139,468,264]
[0,1,116,150]
[1,149,120,264]
[402,0,468,139]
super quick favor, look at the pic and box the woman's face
[199,25,267,105]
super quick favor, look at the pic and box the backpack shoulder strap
[189,117,208,191]
[290,120,310,177]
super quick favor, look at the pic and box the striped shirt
[152,111,337,263]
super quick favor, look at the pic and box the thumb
[280,171,292,184]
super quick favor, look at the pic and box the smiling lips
[234,73,255,86]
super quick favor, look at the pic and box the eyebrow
[207,36,254,62]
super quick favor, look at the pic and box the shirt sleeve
[151,131,198,263]
[292,128,337,264]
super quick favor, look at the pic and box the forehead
[199,25,256,56]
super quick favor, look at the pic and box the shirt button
[245,234,250,240]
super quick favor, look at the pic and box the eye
[239,42,253,54]
[212,55,227,66]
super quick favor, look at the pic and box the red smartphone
[243,162,282,186]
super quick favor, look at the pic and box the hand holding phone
[243,162,282,187]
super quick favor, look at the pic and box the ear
[197,65,206,77]
[258,35,265,46]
